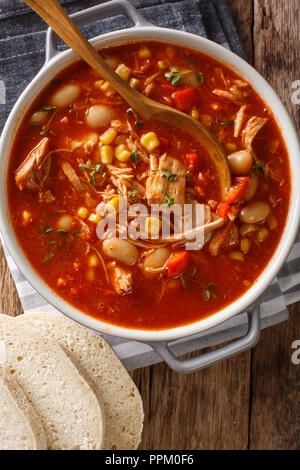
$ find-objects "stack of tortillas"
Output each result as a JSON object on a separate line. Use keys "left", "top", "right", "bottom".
{"left": 0, "top": 313, "right": 144, "bottom": 450}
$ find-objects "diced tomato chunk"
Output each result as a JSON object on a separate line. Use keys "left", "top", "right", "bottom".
{"left": 186, "top": 152, "right": 200, "bottom": 168}
{"left": 224, "top": 177, "right": 249, "bottom": 204}
{"left": 216, "top": 202, "right": 230, "bottom": 219}
{"left": 167, "top": 251, "right": 190, "bottom": 277}
{"left": 172, "top": 88, "right": 198, "bottom": 112}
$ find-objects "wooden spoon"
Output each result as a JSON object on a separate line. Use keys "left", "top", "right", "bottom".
{"left": 24, "top": 0, "right": 231, "bottom": 198}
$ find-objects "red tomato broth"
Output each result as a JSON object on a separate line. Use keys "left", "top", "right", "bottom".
{"left": 7, "top": 41, "right": 291, "bottom": 330}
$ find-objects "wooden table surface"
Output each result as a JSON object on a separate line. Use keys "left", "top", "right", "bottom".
{"left": 0, "top": 0, "right": 299, "bottom": 450}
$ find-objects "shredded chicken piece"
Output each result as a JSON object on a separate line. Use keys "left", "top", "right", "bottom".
{"left": 242, "top": 116, "right": 268, "bottom": 149}
{"left": 74, "top": 217, "right": 92, "bottom": 240}
{"left": 209, "top": 221, "right": 233, "bottom": 256}
{"left": 215, "top": 68, "right": 229, "bottom": 88}
{"left": 127, "top": 121, "right": 150, "bottom": 164}
{"left": 128, "top": 180, "right": 145, "bottom": 197}
{"left": 233, "top": 79, "right": 249, "bottom": 88}
{"left": 87, "top": 242, "right": 109, "bottom": 283}
{"left": 15, "top": 137, "right": 51, "bottom": 191}
{"left": 145, "top": 154, "right": 186, "bottom": 208}
{"left": 144, "top": 71, "right": 161, "bottom": 86}
{"left": 61, "top": 161, "right": 84, "bottom": 192}
{"left": 212, "top": 86, "right": 245, "bottom": 104}
{"left": 69, "top": 132, "right": 99, "bottom": 155}
{"left": 226, "top": 224, "right": 239, "bottom": 247}
{"left": 38, "top": 190, "right": 55, "bottom": 203}
{"left": 110, "top": 120, "right": 128, "bottom": 133}
{"left": 108, "top": 262, "right": 132, "bottom": 294}
{"left": 234, "top": 105, "right": 247, "bottom": 138}
{"left": 107, "top": 164, "right": 134, "bottom": 197}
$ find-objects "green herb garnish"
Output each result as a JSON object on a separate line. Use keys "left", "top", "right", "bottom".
{"left": 73, "top": 229, "right": 80, "bottom": 237}
{"left": 196, "top": 73, "right": 204, "bottom": 84}
{"left": 168, "top": 173, "right": 177, "bottom": 182}
{"left": 45, "top": 227, "right": 53, "bottom": 233}
{"left": 80, "top": 164, "right": 90, "bottom": 171}
{"left": 128, "top": 191, "right": 137, "bottom": 200}
{"left": 162, "top": 190, "right": 174, "bottom": 207}
{"left": 41, "top": 106, "right": 56, "bottom": 112}
{"left": 165, "top": 67, "right": 193, "bottom": 86}
{"left": 57, "top": 229, "right": 68, "bottom": 235}
{"left": 220, "top": 120, "right": 234, "bottom": 126}
{"left": 135, "top": 119, "right": 143, "bottom": 128}
{"left": 80, "top": 161, "right": 103, "bottom": 185}
{"left": 131, "top": 151, "right": 139, "bottom": 163}
{"left": 42, "top": 253, "right": 55, "bottom": 263}
{"left": 254, "top": 161, "right": 265, "bottom": 175}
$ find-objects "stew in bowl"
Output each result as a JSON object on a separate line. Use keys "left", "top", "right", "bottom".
{"left": 7, "top": 41, "right": 291, "bottom": 330}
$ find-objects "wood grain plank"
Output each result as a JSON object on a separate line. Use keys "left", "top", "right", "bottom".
{"left": 131, "top": 350, "right": 251, "bottom": 450}
{"left": 249, "top": 308, "right": 300, "bottom": 449}
{"left": 0, "top": 243, "right": 23, "bottom": 317}
{"left": 227, "top": 0, "right": 254, "bottom": 62}
{"left": 253, "top": 0, "right": 300, "bottom": 128}
{"left": 250, "top": 0, "right": 300, "bottom": 450}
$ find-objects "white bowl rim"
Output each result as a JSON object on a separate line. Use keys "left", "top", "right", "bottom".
{"left": 0, "top": 25, "right": 299, "bottom": 343}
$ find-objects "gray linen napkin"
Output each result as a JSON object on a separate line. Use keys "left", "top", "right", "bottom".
{"left": 0, "top": 0, "right": 298, "bottom": 371}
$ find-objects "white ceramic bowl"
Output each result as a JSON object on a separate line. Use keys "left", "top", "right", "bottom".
{"left": 0, "top": 2, "right": 299, "bottom": 348}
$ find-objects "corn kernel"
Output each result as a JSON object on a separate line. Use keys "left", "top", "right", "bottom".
{"left": 225, "top": 142, "right": 237, "bottom": 153}
{"left": 190, "top": 108, "right": 199, "bottom": 119}
{"left": 145, "top": 216, "right": 161, "bottom": 236}
{"left": 115, "top": 63, "right": 131, "bottom": 81}
{"left": 22, "top": 210, "right": 32, "bottom": 224}
{"left": 100, "top": 127, "right": 117, "bottom": 145}
{"left": 257, "top": 228, "right": 269, "bottom": 242}
{"left": 115, "top": 144, "right": 131, "bottom": 162}
{"left": 100, "top": 145, "right": 114, "bottom": 164}
{"left": 77, "top": 207, "right": 88, "bottom": 219}
{"left": 140, "top": 132, "right": 160, "bottom": 152}
{"left": 100, "top": 80, "right": 116, "bottom": 97}
{"left": 86, "top": 269, "right": 95, "bottom": 282}
{"left": 158, "top": 60, "right": 167, "bottom": 69}
{"left": 88, "top": 213, "right": 102, "bottom": 223}
{"left": 129, "top": 78, "right": 141, "bottom": 89}
{"left": 239, "top": 224, "right": 256, "bottom": 237}
{"left": 94, "top": 79, "right": 104, "bottom": 89}
{"left": 106, "top": 196, "right": 120, "bottom": 213}
{"left": 229, "top": 251, "right": 244, "bottom": 261}
{"left": 139, "top": 46, "right": 151, "bottom": 58}
{"left": 240, "top": 238, "right": 251, "bottom": 253}
{"left": 267, "top": 215, "right": 278, "bottom": 230}
{"left": 88, "top": 254, "right": 100, "bottom": 267}
{"left": 117, "top": 150, "right": 131, "bottom": 162}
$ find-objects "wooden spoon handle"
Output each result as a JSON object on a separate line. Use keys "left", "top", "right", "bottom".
{"left": 23, "top": 0, "right": 145, "bottom": 109}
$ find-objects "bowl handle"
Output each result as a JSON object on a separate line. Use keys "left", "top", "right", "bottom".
{"left": 148, "top": 308, "right": 261, "bottom": 374}
{"left": 45, "top": 0, "right": 152, "bottom": 62}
